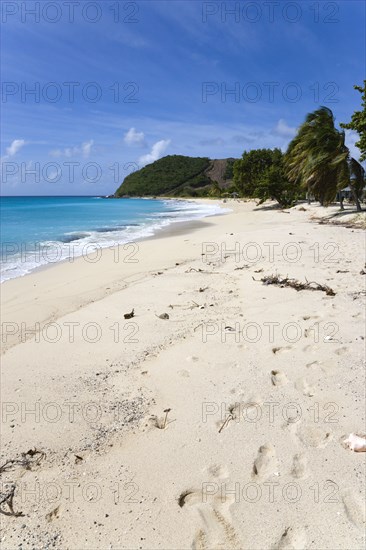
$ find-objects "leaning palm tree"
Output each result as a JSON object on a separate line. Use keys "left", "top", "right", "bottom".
{"left": 347, "top": 157, "right": 365, "bottom": 211}
{"left": 285, "top": 107, "right": 363, "bottom": 210}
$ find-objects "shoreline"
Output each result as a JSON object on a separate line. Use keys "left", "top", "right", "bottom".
{"left": 0, "top": 199, "right": 232, "bottom": 353}
{"left": 0, "top": 197, "right": 228, "bottom": 285}
{"left": 1, "top": 200, "right": 365, "bottom": 549}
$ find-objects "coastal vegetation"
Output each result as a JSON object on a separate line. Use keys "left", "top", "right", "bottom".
{"left": 285, "top": 106, "right": 364, "bottom": 210}
{"left": 116, "top": 95, "right": 365, "bottom": 210}
{"left": 233, "top": 148, "right": 298, "bottom": 208}
{"left": 340, "top": 81, "right": 366, "bottom": 161}
{"left": 115, "top": 155, "right": 212, "bottom": 197}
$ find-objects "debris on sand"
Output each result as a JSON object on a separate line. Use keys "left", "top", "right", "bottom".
{"left": 0, "top": 484, "right": 24, "bottom": 517}
{"left": 152, "top": 408, "right": 173, "bottom": 430}
{"left": 0, "top": 450, "right": 45, "bottom": 517}
{"left": 158, "top": 313, "right": 169, "bottom": 320}
{"left": 342, "top": 433, "right": 366, "bottom": 452}
{"left": 218, "top": 413, "right": 234, "bottom": 433}
{"left": 124, "top": 309, "right": 135, "bottom": 319}
{"left": 260, "top": 274, "right": 336, "bottom": 296}
{"left": 0, "top": 448, "right": 45, "bottom": 474}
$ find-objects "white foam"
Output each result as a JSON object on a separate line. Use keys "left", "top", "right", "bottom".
{"left": 1, "top": 200, "right": 230, "bottom": 282}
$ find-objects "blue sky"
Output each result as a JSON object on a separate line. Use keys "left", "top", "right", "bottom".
{"left": 1, "top": 0, "right": 364, "bottom": 195}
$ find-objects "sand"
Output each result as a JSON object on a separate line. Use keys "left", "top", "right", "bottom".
{"left": 1, "top": 200, "right": 365, "bottom": 549}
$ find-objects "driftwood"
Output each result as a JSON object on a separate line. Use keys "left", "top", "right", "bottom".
{"left": 0, "top": 449, "right": 45, "bottom": 474}
{"left": 260, "top": 274, "right": 336, "bottom": 296}
{"left": 0, "top": 485, "right": 24, "bottom": 517}
{"left": 0, "top": 449, "right": 44, "bottom": 517}
{"left": 317, "top": 217, "right": 366, "bottom": 230}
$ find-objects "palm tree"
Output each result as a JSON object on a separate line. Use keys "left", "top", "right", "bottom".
{"left": 348, "top": 157, "right": 365, "bottom": 211}
{"left": 285, "top": 107, "right": 363, "bottom": 210}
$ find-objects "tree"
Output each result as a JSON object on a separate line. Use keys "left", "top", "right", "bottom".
{"left": 209, "top": 180, "right": 222, "bottom": 197}
{"left": 233, "top": 148, "right": 282, "bottom": 197}
{"left": 340, "top": 81, "right": 366, "bottom": 162}
{"left": 234, "top": 149, "right": 282, "bottom": 197}
{"left": 233, "top": 148, "right": 297, "bottom": 208}
{"left": 285, "top": 107, "right": 349, "bottom": 206}
{"left": 348, "top": 157, "right": 365, "bottom": 211}
{"left": 254, "top": 164, "right": 299, "bottom": 208}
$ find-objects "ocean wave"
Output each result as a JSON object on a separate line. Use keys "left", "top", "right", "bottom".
{"left": 1, "top": 200, "right": 229, "bottom": 282}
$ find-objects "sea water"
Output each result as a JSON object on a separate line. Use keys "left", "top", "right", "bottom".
{"left": 0, "top": 196, "right": 226, "bottom": 282}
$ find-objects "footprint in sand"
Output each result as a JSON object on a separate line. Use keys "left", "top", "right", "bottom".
{"left": 179, "top": 467, "right": 241, "bottom": 550}
{"left": 295, "top": 377, "right": 315, "bottom": 397}
{"left": 207, "top": 464, "right": 229, "bottom": 479}
{"left": 271, "top": 370, "right": 288, "bottom": 387}
{"left": 215, "top": 397, "right": 263, "bottom": 431}
{"left": 305, "top": 360, "right": 320, "bottom": 369}
{"left": 296, "top": 425, "right": 332, "bottom": 448}
{"left": 305, "top": 360, "right": 332, "bottom": 373}
{"left": 291, "top": 453, "right": 309, "bottom": 479}
{"left": 193, "top": 529, "right": 209, "bottom": 550}
{"left": 186, "top": 356, "right": 199, "bottom": 363}
{"left": 272, "top": 346, "right": 292, "bottom": 355}
{"left": 342, "top": 490, "right": 366, "bottom": 529}
{"left": 335, "top": 346, "right": 348, "bottom": 356}
{"left": 178, "top": 369, "right": 190, "bottom": 377}
{"left": 252, "top": 444, "right": 278, "bottom": 481}
{"left": 273, "top": 526, "right": 307, "bottom": 550}
{"left": 45, "top": 505, "right": 61, "bottom": 522}
{"left": 302, "top": 344, "right": 319, "bottom": 353}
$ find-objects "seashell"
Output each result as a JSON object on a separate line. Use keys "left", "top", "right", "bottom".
{"left": 342, "top": 433, "right": 366, "bottom": 452}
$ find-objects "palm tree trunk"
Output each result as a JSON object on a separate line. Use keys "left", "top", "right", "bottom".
{"left": 350, "top": 185, "right": 362, "bottom": 211}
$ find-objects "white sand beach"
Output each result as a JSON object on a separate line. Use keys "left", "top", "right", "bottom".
{"left": 1, "top": 200, "right": 365, "bottom": 549}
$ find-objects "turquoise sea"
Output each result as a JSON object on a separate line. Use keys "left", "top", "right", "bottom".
{"left": 0, "top": 196, "right": 226, "bottom": 282}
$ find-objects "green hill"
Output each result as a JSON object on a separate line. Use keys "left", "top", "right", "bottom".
{"left": 114, "top": 155, "right": 234, "bottom": 197}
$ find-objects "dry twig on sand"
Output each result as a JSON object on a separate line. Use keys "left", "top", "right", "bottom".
{"left": 260, "top": 274, "right": 336, "bottom": 296}
{"left": 152, "top": 408, "right": 174, "bottom": 430}
{"left": 0, "top": 484, "right": 24, "bottom": 517}
{"left": 218, "top": 413, "right": 234, "bottom": 433}
{"left": 0, "top": 449, "right": 45, "bottom": 517}
{"left": 0, "top": 448, "right": 45, "bottom": 474}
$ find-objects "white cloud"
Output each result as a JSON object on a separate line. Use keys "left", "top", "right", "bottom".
{"left": 124, "top": 127, "right": 146, "bottom": 146}
{"left": 138, "top": 139, "right": 171, "bottom": 166}
{"left": 82, "top": 139, "right": 94, "bottom": 158}
{"left": 6, "top": 139, "right": 26, "bottom": 156}
{"left": 50, "top": 140, "right": 94, "bottom": 159}
{"left": 345, "top": 130, "right": 362, "bottom": 163}
{"left": 273, "top": 119, "right": 297, "bottom": 138}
